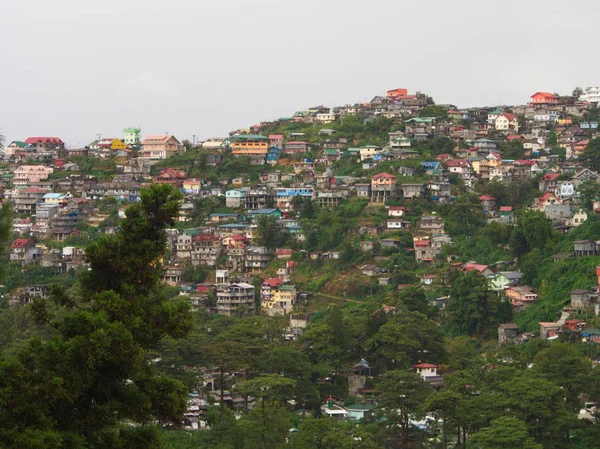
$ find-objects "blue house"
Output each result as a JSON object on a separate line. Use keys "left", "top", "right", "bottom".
{"left": 267, "top": 146, "right": 282, "bottom": 164}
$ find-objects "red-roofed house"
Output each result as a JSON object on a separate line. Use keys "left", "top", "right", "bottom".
{"left": 276, "top": 248, "right": 293, "bottom": 259}
{"left": 413, "top": 363, "right": 439, "bottom": 379}
{"left": 388, "top": 206, "right": 407, "bottom": 217}
{"left": 461, "top": 262, "right": 495, "bottom": 276}
{"left": 24, "top": 137, "right": 65, "bottom": 150}
{"left": 153, "top": 168, "right": 187, "bottom": 188}
{"left": 9, "top": 238, "right": 37, "bottom": 264}
{"left": 530, "top": 92, "right": 559, "bottom": 105}
{"left": 269, "top": 134, "right": 284, "bottom": 148}
{"left": 574, "top": 139, "right": 589, "bottom": 157}
{"left": 495, "top": 113, "right": 519, "bottom": 131}
{"left": 536, "top": 192, "right": 562, "bottom": 210}
{"left": 539, "top": 172, "right": 561, "bottom": 191}
{"left": 479, "top": 195, "right": 497, "bottom": 213}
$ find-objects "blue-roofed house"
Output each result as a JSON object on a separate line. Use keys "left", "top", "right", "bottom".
{"left": 421, "top": 161, "right": 442, "bottom": 176}
{"left": 42, "top": 192, "right": 67, "bottom": 204}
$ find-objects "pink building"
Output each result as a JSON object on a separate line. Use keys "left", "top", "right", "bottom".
{"left": 12, "top": 165, "right": 54, "bottom": 185}
{"left": 141, "top": 134, "right": 182, "bottom": 159}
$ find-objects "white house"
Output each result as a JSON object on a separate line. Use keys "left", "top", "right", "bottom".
{"left": 495, "top": 113, "right": 519, "bottom": 132}
{"left": 413, "top": 363, "right": 439, "bottom": 379}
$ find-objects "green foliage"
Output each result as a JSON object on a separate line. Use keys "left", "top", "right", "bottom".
{"left": 0, "top": 184, "right": 192, "bottom": 448}
{"left": 582, "top": 138, "right": 600, "bottom": 172}
{"left": 467, "top": 417, "right": 542, "bottom": 449}
{"left": 446, "top": 271, "right": 511, "bottom": 337}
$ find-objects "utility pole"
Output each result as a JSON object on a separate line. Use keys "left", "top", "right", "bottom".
{"left": 192, "top": 134, "right": 197, "bottom": 147}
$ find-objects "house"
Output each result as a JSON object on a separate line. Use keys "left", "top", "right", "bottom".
{"left": 140, "top": 134, "right": 182, "bottom": 159}
{"left": 154, "top": 168, "right": 187, "bottom": 188}
{"left": 248, "top": 208, "right": 283, "bottom": 220}
{"left": 579, "top": 86, "right": 600, "bottom": 103}
{"left": 359, "top": 145, "right": 382, "bottom": 161}
{"left": 388, "top": 206, "right": 407, "bottom": 217}
{"left": 535, "top": 192, "right": 562, "bottom": 211}
{"left": 284, "top": 141, "right": 311, "bottom": 155}
{"left": 387, "top": 88, "right": 408, "bottom": 101}
{"left": 387, "top": 218, "right": 411, "bottom": 230}
{"left": 498, "top": 323, "right": 519, "bottom": 346}
{"left": 569, "top": 208, "right": 588, "bottom": 227}
{"left": 479, "top": 195, "right": 497, "bottom": 214}
{"left": 417, "top": 214, "right": 445, "bottom": 234}
{"left": 226, "top": 189, "right": 247, "bottom": 208}
{"left": 216, "top": 283, "right": 256, "bottom": 316}
{"left": 9, "top": 238, "right": 37, "bottom": 265}
{"left": 569, "top": 289, "right": 596, "bottom": 310}
{"left": 494, "top": 113, "right": 519, "bottom": 132}
{"left": 530, "top": 92, "right": 559, "bottom": 105}
{"left": 344, "top": 403, "right": 376, "bottom": 422}
{"left": 361, "top": 265, "right": 383, "bottom": 277}
{"left": 539, "top": 172, "right": 561, "bottom": 191}
{"left": 24, "top": 136, "right": 65, "bottom": 151}
{"left": 574, "top": 240, "right": 597, "bottom": 257}
{"left": 421, "top": 161, "right": 442, "bottom": 176}
{"left": 370, "top": 172, "right": 396, "bottom": 203}
{"left": 539, "top": 322, "right": 562, "bottom": 339}
{"left": 401, "top": 183, "right": 426, "bottom": 199}
{"left": 572, "top": 168, "right": 600, "bottom": 187}
{"left": 412, "top": 363, "right": 439, "bottom": 379}
{"left": 461, "top": 262, "right": 495, "bottom": 277}
{"left": 268, "top": 134, "right": 284, "bottom": 148}
{"left": 505, "top": 286, "right": 538, "bottom": 306}
{"left": 12, "top": 165, "right": 54, "bottom": 185}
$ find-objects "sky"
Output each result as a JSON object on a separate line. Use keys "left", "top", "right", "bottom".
{"left": 1, "top": 0, "right": 599, "bottom": 147}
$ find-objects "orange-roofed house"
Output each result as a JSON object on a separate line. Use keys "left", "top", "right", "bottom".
{"left": 387, "top": 88, "right": 408, "bottom": 101}
{"left": 530, "top": 92, "right": 559, "bottom": 105}
{"left": 141, "top": 134, "right": 182, "bottom": 160}
{"left": 574, "top": 139, "right": 589, "bottom": 158}
{"left": 370, "top": 172, "right": 397, "bottom": 203}
{"left": 494, "top": 113, "right": 519, "bottom": 132}
{"left": 461, "top": 262, "right": 495, "bottom": 276}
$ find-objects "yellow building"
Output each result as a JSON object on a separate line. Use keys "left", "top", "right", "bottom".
{"left": 230, "top": 134, "right": 269, "bottom": 156}
{"left": 110, "top": 138, "right": 127, "bottom": 150}
{"left": 272, "top": 284, "right": 297, "bottom": 315}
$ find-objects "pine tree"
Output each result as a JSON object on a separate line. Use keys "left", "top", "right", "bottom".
{"left": 0, "top": 184, "right": 192, "bottom": 449}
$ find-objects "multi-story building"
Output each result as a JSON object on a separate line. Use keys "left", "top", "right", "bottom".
{"left": 275, "top": 187, "right": 315, "bottom": 212}
{"left": 370, "top": 172, "right": 396, "bottom": 203}
{"left": 12, "top": 165, "right": 54, "bottom": 186}
{"left": 230, "top": 134, "right": 269, "bottom": 162}
{"left": 13, "top": 187, "right": 48, "bottom": 214}
{"left": 140, "top": 134, "right": 182, "bottom": 159}
{"left": 245, "top": 190, "right": 274, "bottom": 210}
{"left": 191, "top": 234, "right": 222, "bottom": 267}
{"left": 123, "top": 127, "right": 141, "bottom": 146}
{"left": 217, "top": 283, "right": 256, "bottom": 316}
{"left": 244, "top": 246, "right": 272, "bottom": 273}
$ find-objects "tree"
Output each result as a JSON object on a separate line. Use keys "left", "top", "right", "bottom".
{"left": 582, "top": 138, "right": 600, "bottom": 173}
{"left": 0, "top": 203, "right": 11, "bottom": 278}
{"left": 510, "top": 209, "right": 554, "bottom": 260}
{"left": 467, "top": 417, "right": 542, "bottom": 449}
{"left": 446, "top": 271, "right": 510, "bottom": 337}
{"left": 573, "top": 86, "right": 584, "bottom": 99}
{"left": 290, "top": 418, "right": 381, "bottom": 449}
{"left": 0, "top": 184, "right": 192, "bottom": 449}
{"left": 254, "top": 215, "right": 285, "bottom": 250}
{"left": 501, "top": 140, "right": 525, "bottom": 160}
{"left": 376, "top": 370, "right": 430, "bottom": 445}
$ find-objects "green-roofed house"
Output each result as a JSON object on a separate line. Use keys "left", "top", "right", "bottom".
{"left": 345, "top": 403, "right": 376, "bottom": 421}
{"left": 4, "top": 141, "right": 27, "bottom": 156}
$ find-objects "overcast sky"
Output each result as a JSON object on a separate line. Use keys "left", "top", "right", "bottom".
{"left": 1, "top": 0, "right": 599, "bottom": 147}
